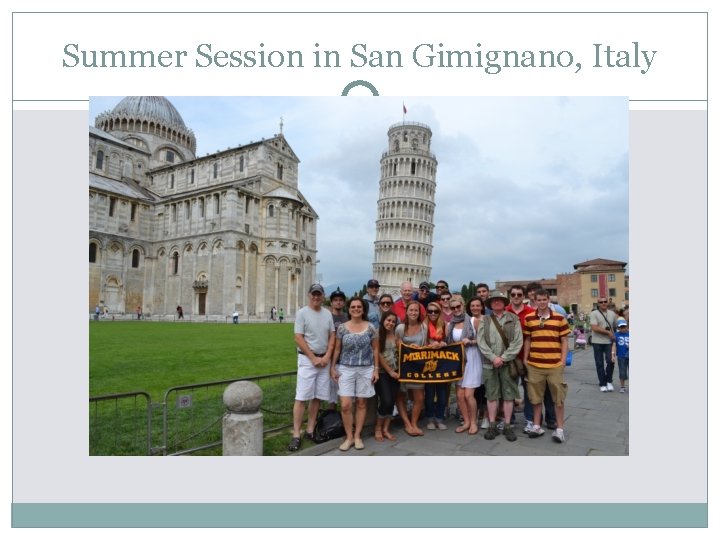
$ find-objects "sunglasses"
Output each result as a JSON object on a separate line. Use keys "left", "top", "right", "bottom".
{"left": 380, "top": 301, "right": 392, "bottom": 306}
{"left": 450, "top": 305, "right": 463, "bottom": 310}
{"left": 510, "top": 293, "right": 523, "bottom": 298}
{"left": 427, "top": 309, "right": 440, "bottom": 314}
{"left": 598, "top": 301, "right": 608, "bottom": 304}
{"left": 436, "top": 285, "right": 448, "bottom": 289}
{"left": 440, "top": 297, "right": 451, "bottom": 301}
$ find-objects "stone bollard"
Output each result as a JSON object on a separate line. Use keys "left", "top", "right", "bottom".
{"left": 222, "top": 381, "right": 263, "bottom": 456}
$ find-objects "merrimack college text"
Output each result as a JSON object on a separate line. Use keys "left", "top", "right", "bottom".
{"left": 398, "top": 343, "right": 465, "bottom": 383}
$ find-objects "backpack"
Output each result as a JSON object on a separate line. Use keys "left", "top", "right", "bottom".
{"left": 312, "top": 409, "right": 344, "bottom": 443}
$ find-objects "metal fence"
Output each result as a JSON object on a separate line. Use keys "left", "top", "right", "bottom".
{"left": 89, "top": 372, "right": 297, "bottom": 456}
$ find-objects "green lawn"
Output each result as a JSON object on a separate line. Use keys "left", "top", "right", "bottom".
{"left": 90, "top": 321, "right": 298, "bottom": 400}
{"left": 90, "top": 321, "right": 302, "bottom": 456}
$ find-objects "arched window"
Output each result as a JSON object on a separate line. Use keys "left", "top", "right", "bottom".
{"left": 95, "top": 150, "right": 104, "bottom": 170}
{"left": 131, "top": 249, "right": 140, "bottom": 268}
{"left": 89, "top": 243, "right": 97, "bottom": 263}
{"left": 277, "top": 164, "right": 284, "bottom": 180}
{"left": 172, "top": 252, "right": 179, "bottom": 275}
{"left": 268, "top": 204, "right": 275, "bottom": 218}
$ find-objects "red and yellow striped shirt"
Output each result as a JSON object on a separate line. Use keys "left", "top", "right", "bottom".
{"left": 523, "top": 312, "right": 570, "bottom": 368}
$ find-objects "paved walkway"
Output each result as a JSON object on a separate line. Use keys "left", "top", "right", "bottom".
{"left": 297, "top": 346, "right": 629, "bottom": 456}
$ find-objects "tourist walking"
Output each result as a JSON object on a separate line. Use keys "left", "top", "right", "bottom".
{"left": 590, "top": 297, "right": 618, "bottom": 392}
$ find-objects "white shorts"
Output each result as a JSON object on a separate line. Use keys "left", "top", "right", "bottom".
{"left": 337, "top": 364, "right": 376, "bottom": 399}
{"left": 295, "top": 354, "right": 331, "bottom": 401}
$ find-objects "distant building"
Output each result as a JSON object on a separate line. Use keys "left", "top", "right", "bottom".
{"left": 495, "top": 258, "right": 629, "bottom": 314}
{"left": 89, "top": 97, "right": 319, "bottom": 319}
{"left": 372, "top": 121, "right": 438, "bottom": 295}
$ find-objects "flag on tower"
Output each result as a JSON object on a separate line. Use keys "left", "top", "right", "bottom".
{"left": 403, "top": 103, "right": 407, "bottom": 114}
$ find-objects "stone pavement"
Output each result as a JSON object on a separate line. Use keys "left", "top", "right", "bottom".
{"left": 296, "top": 346, "right": 629, "bottom": 456}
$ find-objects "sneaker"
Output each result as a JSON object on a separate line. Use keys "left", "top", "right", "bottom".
{"left": 546, "top": 420, "right": 558, "bottom": 430}
{"left": 606, "top": 382, "right": 614, "bottom": 392}
{"left": 552, "top": 429, "right": 565, "bottom": 443}
{"left": 503, "top": 425, "right": 517, "bottom": 442}
{"left": 496, "top": 420, "right": 505, "bottom": 430}
{"left": 480, "top": 417, "right": 490, "bottom": 429}
{"left": 303, "top": 431, "right": 316, "bottom": 443}
{"left": 523, "top": 421, "right": 534, "bottom": 434}
{"left": 620, "top": 387, "right": 626, "bottom": 393}
{"left": 436, "top": 421, "right": 448, "bottom": 431}
{"left": 600, "top": 386, "right": 608, "bottom": 392}
{"left": 528, "top": 425, "right": 545, "bottom": 438}
{"left": 484, "top": 424, "right": 499, "bottom": 440}
{"left": 426, "top": 421, "right": 436, "bottom": 430}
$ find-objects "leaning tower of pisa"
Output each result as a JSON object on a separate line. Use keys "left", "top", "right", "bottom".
{"left": 372, "top": 121, "right": 438, "bottom": 295}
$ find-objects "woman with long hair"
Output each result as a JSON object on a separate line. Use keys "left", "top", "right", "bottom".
{"left": 373, "top": 310, "right": 401, "bottom": 441}
{"left": 330, "top": 297, "right": 380, "bottom": 451}
{"left": 395, "top": 300, "right": 427, "bottom": 436}
{"left": 448, "top": 295, "right": 483, "bottom": 435}
{"left": 423, "top": 301, "right": 450, "bottom": 430}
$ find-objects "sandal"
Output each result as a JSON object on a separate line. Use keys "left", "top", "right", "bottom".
{"left": 455, "top": 424, "right": 470, "bottom": 434}
{"left": 468, "top": 425, "right": 479, "bottom": 435}
{"left": 287, "top": 437, "right": 302, "bottom": 452}
{"left": 374, "top": 430, "right": 384, "bottom": 442}
{"left": 383, "top": 431, "right": 397, "bottom": 441}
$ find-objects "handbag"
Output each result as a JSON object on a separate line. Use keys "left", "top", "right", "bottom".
{"left": 489, "top": 315, "right": 525, "bottom": 379}
{"left": 312, "top": 409, "right": 344, "bottom": 443}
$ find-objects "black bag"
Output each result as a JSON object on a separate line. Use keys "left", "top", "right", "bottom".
{"left": 312, "top": 409, "right": 344, "bottom": 443}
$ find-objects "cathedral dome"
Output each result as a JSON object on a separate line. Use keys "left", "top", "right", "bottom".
{"left": 110, "top": 96, "right": 188, "bottom": 129}
{"left": 94, "top": 96, "right": 197, "bottom": 157}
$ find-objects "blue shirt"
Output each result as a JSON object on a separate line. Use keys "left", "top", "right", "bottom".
{"left": 614, "top": 330, "right": 629, "bottom": 357}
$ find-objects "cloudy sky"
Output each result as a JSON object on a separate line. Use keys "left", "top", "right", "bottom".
{"left": 89, "top": 96, "right": 628, "bottom": 295}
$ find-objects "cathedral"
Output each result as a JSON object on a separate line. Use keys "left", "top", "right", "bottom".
{"left": 89, "top": 97, "right": 319, "bottom": 320}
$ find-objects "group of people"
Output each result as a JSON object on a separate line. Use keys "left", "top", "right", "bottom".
{"left": 269, "top": 306, "right": 285, "bottom": 322}
{"left": 288, "top": 278, "right": 629, "bottom": 452}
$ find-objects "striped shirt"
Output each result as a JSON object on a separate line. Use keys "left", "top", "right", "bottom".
{"left": 523, "top": 311, "right": 570, "bottom": 368}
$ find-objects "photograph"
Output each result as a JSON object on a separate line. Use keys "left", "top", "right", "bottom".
{"left": 88, "top": 96, "right": 628, "bottom": 457}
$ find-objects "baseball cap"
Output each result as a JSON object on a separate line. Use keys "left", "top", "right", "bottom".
{"left": 330, "top": 290, "right": 346, "bottom": 300}
{"left": 419, "top": 282, "right": 430, "bottom": 290}
{"left": 308, "top": 283, "right": 325, "bottom": 294}
{"left": 617, "top": 320, "right": 628, "bottom": 327}
{"left": 367, "top": 279, "right": 380, "bottom": 288}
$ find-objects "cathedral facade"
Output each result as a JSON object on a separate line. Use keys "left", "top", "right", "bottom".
{"left": 89, "top": 97, "right": 319, "bottom": 320}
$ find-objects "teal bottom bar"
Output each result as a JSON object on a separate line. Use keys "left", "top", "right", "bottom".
{"left": 12, "top": 503, "right": 707, "bottom": 528}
